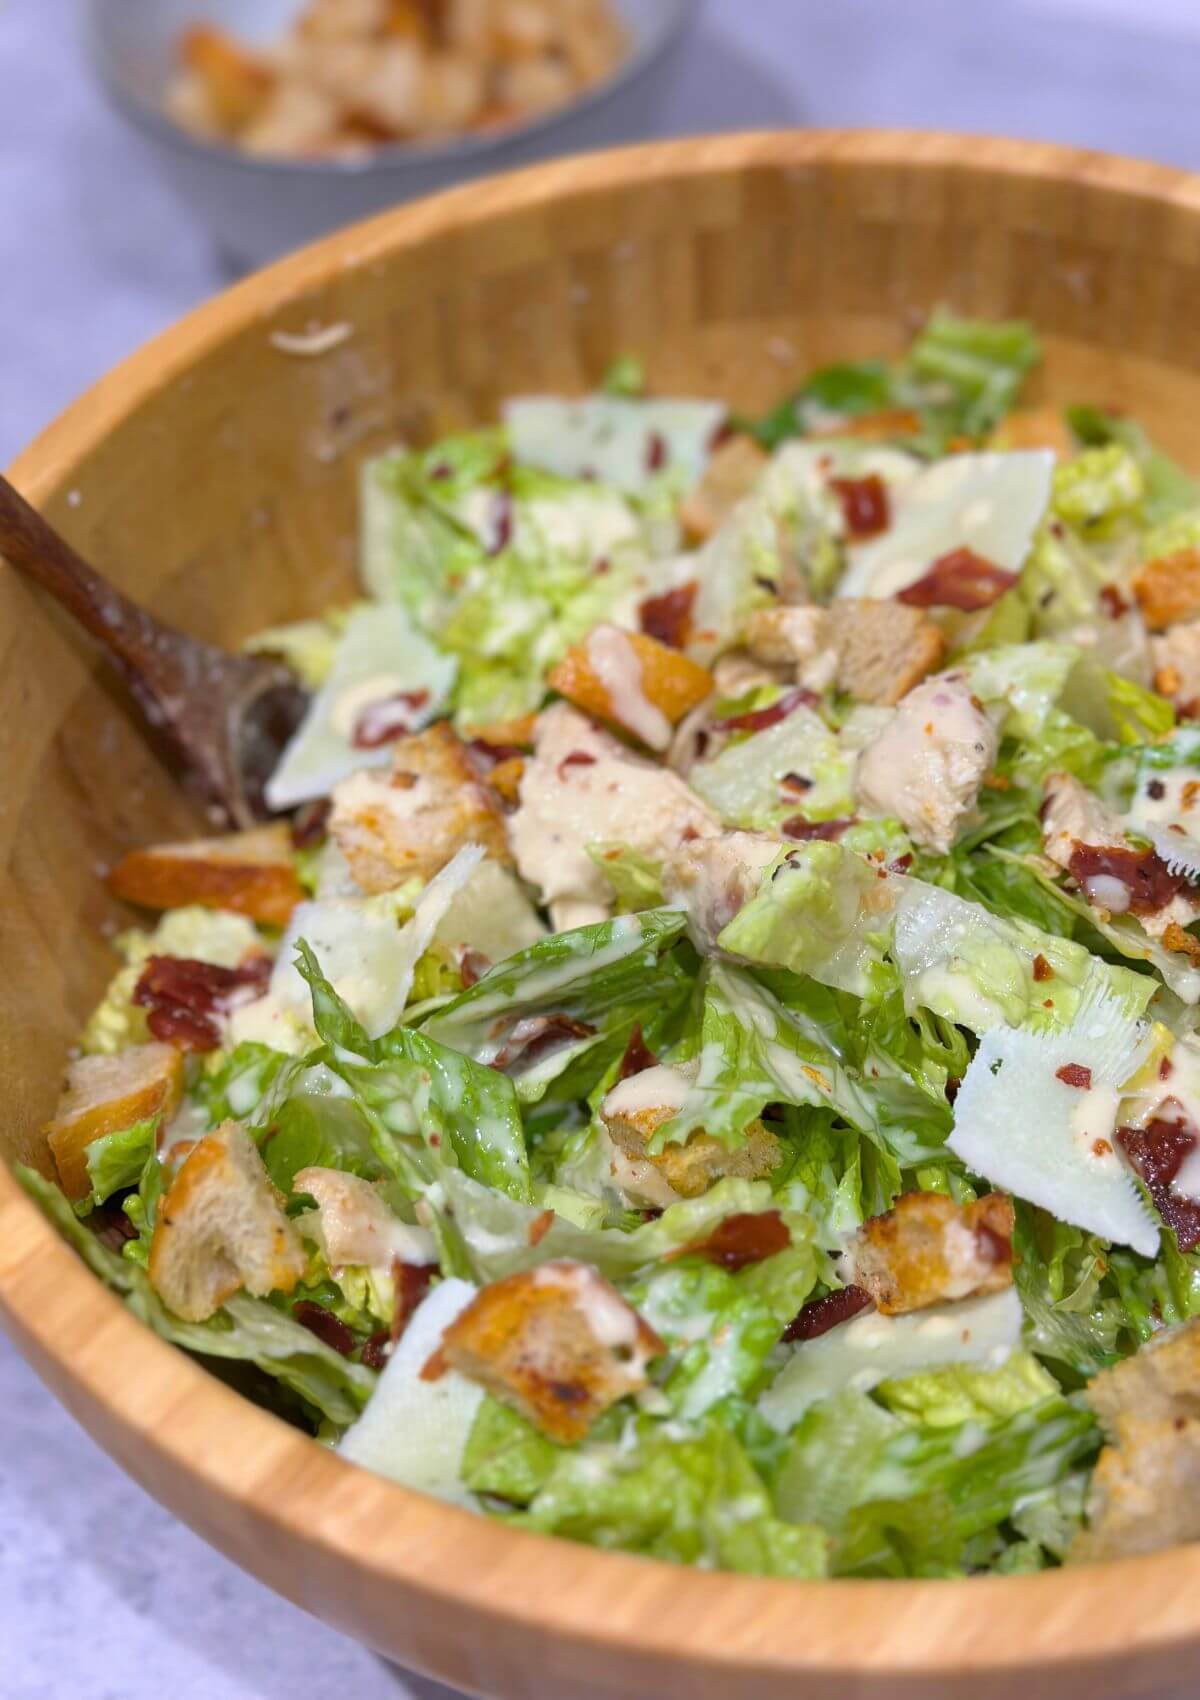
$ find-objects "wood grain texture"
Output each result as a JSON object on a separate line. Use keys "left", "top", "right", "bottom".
{"left": 4, "top": 131, "right": 1200, "bottom": 1698}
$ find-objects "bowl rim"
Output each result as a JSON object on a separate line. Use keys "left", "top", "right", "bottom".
{"left": 81, "top": 0, "right": 698, "bottom": 178}
{"left": 6, "top": 128, "right": 1200, "bottom": 1686}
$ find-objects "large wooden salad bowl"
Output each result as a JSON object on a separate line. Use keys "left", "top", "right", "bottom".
{"left": 4, "top": 131, "right": 1200, "bottom": 1699}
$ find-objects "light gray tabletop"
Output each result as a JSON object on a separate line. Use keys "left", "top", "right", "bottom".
{"left": 6, "top": 0, "right": 1200, "bottom": 1694}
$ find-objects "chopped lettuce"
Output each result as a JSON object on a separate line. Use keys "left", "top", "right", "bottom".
{"left": 504, "top": 394, "right": 726, "bottom": 494}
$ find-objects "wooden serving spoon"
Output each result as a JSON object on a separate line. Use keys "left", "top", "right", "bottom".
{"left": 0, "top": 474, "right": 308, "bottom": 829}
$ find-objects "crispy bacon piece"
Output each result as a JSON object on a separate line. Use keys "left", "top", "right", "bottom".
{"left": 829, "top": 474, "right": 890, "bottom": 539}
{"left": 457, "top": 947, "right": 492, "bottom": 988}
{"left": 1067, "top": 844, "right": 1188, "bottom": 917}
{"left": 720, "top": 687, "right": 817, "bottom": 734}
{"left": 394, "top": 1259, "right": 437, "bottom": 1339}
{"left": 290, "top": 797, "right": 331, "bottom": 849}
{"left": 896, "top": 548, "right": 1019, "bottom": 612}
{"left": 294, "top": 1300, "right": 357, "bottom": 1357}
{"left": 783, "top": 1284, "right": 873, "bottom": 1343}
{"left": 351, "top": 690, "right": 430, "bottom": 749}
{"left": 679, "top": 1210, "right": 790, "bottom": 1272}
{"left": 360, "top": 1331, "right": 392, "bottom": 1371}
{"left": 639, "top": 582, "right": 698, "bottom": 650}
{"left": 1118, "top": 1102, "right": 1200, "bottom": 1252}
{"left": 1056, "top": 1063, "right": 1093, "bottom": 1090}
{"left": 1032, "top": 953, "right": 1054, "bottom": 982}
{"left": 132, "top": 954, "right": 271, "bottom": 1052}
{"left": 618, "top": 1022, "right": 658, "bottom": 1081}
{"left": 645, "top": 430, "right": 668, "bottom": 473}
{"left": 490, "top": 1013, "right": 596, "bottom": 1072}
{"left": 781, "top": 816, "right": 855, "bottom": 842}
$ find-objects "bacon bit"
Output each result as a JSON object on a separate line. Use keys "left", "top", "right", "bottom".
{"left": 780, "top": 771, "right": 812, "bottom": 794}
{"left": 681, "top": 1210, "right": 791, "bottom": 1273}
{"left": 467, "top": 737, "right": 526, "bottom": 771}
{"left": 945, "top": 1077, "right": 961, "bottom": 1104}
{"left": 528, "top": 1210, "right": 556, "bottom": 1247}
{"left": 294, "top": 1300, "right": 357, "bottom": 1357}
{"left": 721, "top": 687, "right": 817, "bottom": 734}
{"left": 1056, "top": 1063, "right": 1093, "bottom": 1090}
{"left": 490, "top": 1013, "right": 596, "bottom": 1072}
{"left": 91, "top": 1204, "right": 137, "bottom": 1252}
{"left": 783, "top": 1284, "right": 873, "bottom": 1342}
{"left": 618, "top": 1022, "right": 658, "bottom": 1081}
{"left": 132, "top": 954, "right": 271, "bottom": 1052}
{"left": 1032, "top": 954, "right": 1054, "bottom": 982}
{"left": 645, "top": 430, "right": 668, "bottom": 473}
{"left": 458, "top": 947, "right": 492, "bottom": 988}
{"left": 351, "top": 690, "right": 430, "bottom": 749}
{"left": 897, "top": 548, "right": 1019, "bottom": 612}
{"left": 639, "top": 581, "right": 697, "bottom": 650}
{"left": 1146, "top": 779, "right": 1167, "bottom": 802}
{"left": 559, "top": 750, "right": 597, "bottom": 776}
{"left": 1117, "top": 1102, "right": 1200, "bottom": 1252}
{"left": 888, "top": 852, "right": 915, "bottom": 874}
{"left": 1068, "top": 844, "right": 1188, "bottom": 917}
{"left": 360, "top": 1331, "right": 392, "bottom": 1371}
{"left": 1099, "top": 584, "right": 1130, "bottom": 618}
{"left": 489, "top": 490, "right": 514, "bottom": 555}
{"left": 290, "top": 797, "right": 331, "bottom": 849}
{"left": 829, "top": 474, "right": 890, "bottom": 539}
{"left": 394, "top": 1260, "right": 437, "bottom": 1342}
{"left": 781, "top": 816, "right": 855, "bottom": 842}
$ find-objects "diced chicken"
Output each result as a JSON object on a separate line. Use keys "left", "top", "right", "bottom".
{"left": 1152, "top": 619, "right": 1200, "bottom": 716}
{"left": 294, "top": 1165, "right": 436, "bottom": 1271}
{"left": 1133, "top": 547, "right": 1200, "bottom": 632}
{"left": 148, "top": 1121, "right": 307, "bottom": 1322}
{"left": 600, "top": 1064, "right": 783, "bottom": 1199}
{"left": 854, "top": 672, "right": 998, "bottom": 854}
{"left": 661, "top": 829, "right": 782, "bottom": 948}
{"left": 848, "top": 1190, "right": 1014, "bottom": 1316}
{"left": 43, "top": 1044, "right": 184, "bottom": 1202}
{"left": 330, "top": 722, "right": 510, "bottom": 894}
{"left": 1073, "top": 1320, "right": 1200, "bottom": 1562}
{"left": 828, "top": 598, "right": 946, "bottom": 707}
{"left": 107, "top": 824, "right": 304, "bottom": 928}
{"left": 680, "top": 435, "right": 769, "bottom": 544}
{"left": 548, "top": 624, "right": 713, "bottom": 752}
{"left": 742, "top": 606, "right": 838, "bottom": 692}
{"left": 508, "top": 704, "right": 719, "bottom": 929}
{"left": 429, "top": 1259, "right": 663, "bottom": 1442}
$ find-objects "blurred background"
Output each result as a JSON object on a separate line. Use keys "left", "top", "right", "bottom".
{"left": 5, "top": 0, "right": 1200, "bottom": 1696}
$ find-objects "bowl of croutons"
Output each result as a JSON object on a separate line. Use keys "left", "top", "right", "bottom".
{"left": 84, "top": 0, "right": 696, "bottom": 268}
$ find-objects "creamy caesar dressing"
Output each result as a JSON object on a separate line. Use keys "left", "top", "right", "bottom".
{"left": 584, "top": 626, "right": 673, "bottom": 751}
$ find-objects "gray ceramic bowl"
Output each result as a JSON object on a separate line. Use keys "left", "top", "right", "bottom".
{"left": 83, "top": 0, "right": 698, "bottom": 270}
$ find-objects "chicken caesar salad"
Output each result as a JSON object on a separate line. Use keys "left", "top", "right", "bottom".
{"left": 23, "top": 312, "right": 1200, "bottom": 1579}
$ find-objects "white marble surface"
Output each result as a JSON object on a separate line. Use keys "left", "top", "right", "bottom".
{"left": 7, "top": 0, "right": 1200, "bottom": 1694}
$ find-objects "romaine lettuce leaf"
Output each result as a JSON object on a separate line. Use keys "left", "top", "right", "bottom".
{"left": 504, "top": 395, "right": 726, "bottom": 494}
{"left": 79, "top": 1116, "right": 158, "bottom": 1213}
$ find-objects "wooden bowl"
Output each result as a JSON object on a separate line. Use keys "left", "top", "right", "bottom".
{"left": 4, "top": 131, "right": 1200, "bottom": 1700}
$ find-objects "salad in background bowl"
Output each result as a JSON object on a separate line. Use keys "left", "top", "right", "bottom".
{"left": 26, "top": 310, "right": 1200, "bottom": 1580}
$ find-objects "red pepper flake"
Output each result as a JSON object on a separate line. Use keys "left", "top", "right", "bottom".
{"left": 1099, "top": 584, "right": 1130, "bottom": 618}
{"left": 897, "top": 547, "right": 1019, "bottom": 611}
{"left": 721, "top": 687, "right": 818, "bottom": 734}
{"left": 1117, "top": 1102, "right": 1200, "bottom": 1252}
{"left": 680, "top": 1210, "right": 791, "bottom": 1273}
{"left": 783, "top": 1284, "right": 873, "bottom": 1343}
{"left": 1147, "top": 779, "right": 1167, "bottom": 802}
{"left": 781, "top": 816, "right": 855, "bottom": 842}
{"left": 1093, "top": 1138, "right": 1112, "bottom": 1157}
{"left": 528, "top": 1210, "right": 556, "bottom": 1247}
{"left": 1067, "top": 843, "right": 1188, "bottom": 917}
{"left": 645, "top": 430, "right": 668, "bottom": 473}
{"left": 1032, "top": 953, "right": 1054, "bottom": 983}
{"left": 293, "top": 1301, "right": 357, "bottom": 1357}
{"left": 1056, "top": 1063, "right": 1093, "bottom": 1090}
{"left": 829, "top": 474, "right": 890, "bottom": 539}
{"left": 639, "top": 581, "right": 697, "bottom": 650}
{"left": 133, "top": 954, "right": 271, "bottom": 1052}
{"left": 351, "top": 690, "right": 430, "bottom": 749}
{"left": 290, "top": 797, "right": 331, "bottom": 850}
{"left": 618, "top": 1022, "right": 658, "bottom": 1081}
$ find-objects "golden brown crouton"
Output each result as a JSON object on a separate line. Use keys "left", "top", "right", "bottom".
{"left": 809, "top": 409, "right": 922, "bottom": 442}
{"left": 44, "top": 1044, "right": 183, "bottom": 1202}
{"left": 680, "top": 435, "right": 769, "bottom": 544}
{"left": 330, "top": 721, "right": 510, "bottom": 894}
{"left": 429, "top": 1260, "right": 663, "bottom": 1441}
{"left": 600, "top": 1071, "right": 783, "bottom": 1200}
{"left": 851, "top": 1190, "right": 1014, "bottom": 1316}
{"left": 1134, "top": 548, "right": 1200, "bottom": 631}
{"left": 107, "top": 824, "right": 303, "bottom": 928}
{"left": 548, "top": 625, "right": 713, "bottom": 752}
{"left": 987, "top": 405, "right": 1076, "bottom": 459}
{"left": 148, "top": 1121, "right": 307, "bottom": 1322}
{"left": 741, "top": 606, "right": 838, "bottom": 692}
{"left": 828, "top": 599, "right": 946, "bottom": 706}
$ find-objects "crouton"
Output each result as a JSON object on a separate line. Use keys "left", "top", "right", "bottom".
{"left": 849, "top": 1190, "right": 1014, "bottom": 1316}
{"left": 107, "top": 824, "right": 303, "bottom": 928}
{"left": 548, "top": 624, "right": 713, "bottom": 752}
{"left": 742, "top": 606, "right": 838, "bottom": 693}
{"left": 178, "top": 25, "right": 273, "bottom": 132}
{"left": 294, "top": 1165, "right": 434, "bottom": 1270}
{"left": 43, "top": 1044, "right": 184, "bottom": 1202}
{"left": 1152, "top": 619, "right": 1200, "bottom": 716}
{"left": 988, "top": 406, "right": 1076, "bottom": 459}
{"left": 486, "top": 756, "right": 525, "bottom": 805}
{"left": 148, "top": 1121, "right": 307, "bottom": 1322}
{"left": 330, "top": 721, "right": 510, "bottom": 894}
{"left": 809, "top": 408, "right": 922, "bottom": 442}
{"left": 1134, "top": 548, "right": 1200, "bottom": 632}
{"left": 829, "top": 598, "right": 946, "bottom": 707}
{"left": 855, "top": 671, "right": 997, "bottom": 853}
{"left": 462, "top": 713, "right": 538, "bottom": 749}
{"left": 680, "top": 435, "right": 769, "bottom": 544}
{"left": 600, "top": 1065, "right": 783, "bottom": 1199}
{"left": 430, "top": 1260, "right": 663, "bottom": 1441}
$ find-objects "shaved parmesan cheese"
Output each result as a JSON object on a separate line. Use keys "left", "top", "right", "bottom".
{"left": 758, "top": 1289, "right": 1023, "bottom": 1431}
{"left": 948, "top": 996, "right": 1159, "bottom": 1254}
{"left": 339, "top": 1278, "right": 482, "bottom": 1506}
{"left": 1145, "top": 825, "right": 1200, "bottom": 883}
